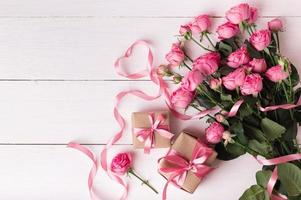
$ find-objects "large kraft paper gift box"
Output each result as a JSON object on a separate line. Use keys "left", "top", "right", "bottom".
{"left": 131, "top": 111, "right": 173, "bottom": 150}
{"left": 158, "top": 131, "right": 217, "bottom": 193}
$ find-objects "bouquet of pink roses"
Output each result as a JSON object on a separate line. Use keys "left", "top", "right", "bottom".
{"left": 161, "top": 3, "right": 301, "bottom": 200}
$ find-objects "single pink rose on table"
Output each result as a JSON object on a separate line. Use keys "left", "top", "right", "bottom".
{"left": 248, "top": 7, "right": 258, "bottom": 24}
{"left": 225, "top": 3, "right": 250, "bottom": 24}
{"left": 265, "top": 65, "right": 289, "bottom": 82}
{"left": 209, "top": 78, "right": 222, "bottom": 90}
{"left": 165, "top": 43, "right": 185, "bottom": 66}
{"left": 268, "top": 18, "right": 283, "bottom": 32}
{"left": 110, "top": 152, "right": 158, "bottom": 193}
{"left": 205, "top": 122, "right": 225, "bottom": 144}
{"left": 249, "top": 58, "right": 267, "bottom": 73}
{"left": 240, "top": 73, "right": 263, "bottom": 96}
{"left": 193, "top": 52, "right": 220, "bottom": 76}
{"left": 171, "top": 87, "right": 194, "bottom": 109}
{"left": 190, "top": 14, "right": 211, "bottom": 34}
{"left": 227, "top": 46, "right": 250, "bottom": 68}
{"left": 111, "top": 152, "right": 132, "bottom": 175}
{"left": 222, "top": 67, "right": 246, "bottom": 90}
{"left": 181, "top": 69, "right": 203, "bottom": 91}
{"left": 216, "top": 22, "right": 239, "bottom": 40}
{"left": 249, "top": 29, "right": 271, "bottom": 51}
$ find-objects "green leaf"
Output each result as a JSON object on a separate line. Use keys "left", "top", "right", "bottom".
{"left": 244, "top": 40, "right": 262, "bottom": 59}
{"left": 230, "top": 122, "right": 248, "bottom": 145}
{"left": 220, "top": 93, "right": 233, "bottom": 102}
{"left": 226, "top": 142, "right": 246, "bottom": 156}
{"left": 256, "top": 170, "right": 272, "bottom": 188}
{"left": 216, "top": 41, "right": 232, "bottom": 56}
{"left": 278, "top": 163, "right": 301, "bottom": 197}
{"left": 248, "top": 140, "right": 272, "bottom": 157}
{"left": 244, "top": 124, "right": 267, "bottom": 142}
{"left": 215, "top": 142, "right": 245, "bottom": 161}
{"left": 261, "top": 118, "right": 286, "bottom": 141}
{"left": 239, "top": 185, "right": 270, "bottom": 200}
{"left": 290, "top": 64, "right": 300, "bottom": 87}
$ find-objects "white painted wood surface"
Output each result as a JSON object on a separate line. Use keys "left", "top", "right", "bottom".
{"left": 0, "top": 0, "right": 299, "bottom": 199}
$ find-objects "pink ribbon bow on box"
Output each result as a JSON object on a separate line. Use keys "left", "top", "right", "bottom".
{"left": 159, "top": 141, "right": 214, "bottom": 200}
{"left": 134, "top": 113, "right": 173, "bottom": 154}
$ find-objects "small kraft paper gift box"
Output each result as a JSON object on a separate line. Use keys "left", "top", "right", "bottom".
{"left": 158, "top": 131, "right": 217, "bottom": 194}
{"left": 132, "top": 111, "right": 174, "bottom": 154}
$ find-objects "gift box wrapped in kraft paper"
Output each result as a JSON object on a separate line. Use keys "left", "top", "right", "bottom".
{"left": 158, "top": 131, "right": 217, "bottom": 195}
{"left": 131, "top": 111, "right": 174, "bottom": 154}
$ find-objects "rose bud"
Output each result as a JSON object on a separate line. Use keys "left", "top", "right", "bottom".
{"left": 227, "top": 46, "right": 250, "bottom": 68}
{"left": 193, "top": 52, "right": 220, "bottom": 76}
{"left": 173, "top": 73, "right": 182, "bottom": 84}
{"left": 240, "top": 73, "right": 263, "bottom": 96}
{"left": 215, "top": 114, "right": 225, "bottom": 123}
{"left": 181, "top": 69, "right": 203, "bottom": 91}
{"left": 222, "top": 131, "right": 235, "bottom": 146}
{"left": 157, "top": 65, "right": 172, "bottom": 77}
{"left": 222, "top": 67, "right": 246, "bottom": 90}
{"left": 248, "top": 7, "right": 258, "bottom": 24}
{"left": 265, "top": 65, "right": 289, "bottom": 82}
{"left": 216, "top": 22, "right": 239, "bottom": 40}
{"left": 190, "top": 14, "right": 211, "bottom": 34}
{"left": 179, "top": 23, "right": 191, "bottom": 35}
{"left": 225, "top": 3, "right": 251, "bottom": 24}
{"left": 209, "top": 78, "right": 222, "bottom": 90}
{"left": 249, "top": 58, "right": 267, "bottom": 73}
{"left": 249, "top": 29, "right": 271, "bottom": 51}
{"left": 110, "top": 152, "right": 132, "bottom": 175}
{"left": 205, "top": 122, "right": 225, "bottom": 144}
{"left": 171, "top": 86, "right": 194, "bottom": 109}
{"left": 165, "top": 43, "right": 185, "bottom": 66}
{"left": 268, "top": 18, "right": 283, "bottom": 32}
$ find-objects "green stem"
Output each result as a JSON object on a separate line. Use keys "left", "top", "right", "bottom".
{"left": 264, "top": 48, "right": 276, "bottom": 65}
{"left": 197, "top": 86, "right": 224, "bottom": 109}
{"left": 128, "top": 169, "right": 158, "bottom": 194}
{"left": 276, "top": 32, "right": 280, "bottom": 53}
{"left": 204, "top": 32, "right": 216, "bottom": 50}
{"left": 281, "top": 82, "right": 294, "bottom": 119}
{"left": 184, "top": 52, "right": 193, "bottom": 62}
{"left": 191, "top": 37, "right": 214, "bottom": 52}
{"left": 182, "top": 61, "right": 192, "bottom": 70}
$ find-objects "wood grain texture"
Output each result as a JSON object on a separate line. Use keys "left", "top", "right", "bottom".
{"left": 0, "top": 17, "right": 300, "bottom": 80}
{"left": 0, "top": 145, "right": 260, "bottom": 199}
{"left": 0, "top": 0, "right": 299, "bottom": 17}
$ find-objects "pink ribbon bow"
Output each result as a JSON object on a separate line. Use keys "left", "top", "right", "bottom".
{"left": 134, "top": 113, "right": 173, "bottom": 154}
{"left": 159, "top": 141, "right": 214, "bottom": 200}
{"left": 256, "top": 153, "right": 301, "bottom": 200}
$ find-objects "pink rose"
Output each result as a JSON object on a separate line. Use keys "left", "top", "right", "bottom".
{"left": 227, "top": 46, "right": 250, "bottom": 68}
{"left": 226, "top": 3, "right": 251, "bottom": 24}
{"left": 222, "top": 67, "right": 246, "bottom": 90}
{"left": 179, "top": 24, "right": 191, "bottom": 35}
{"left": 181, "top": 69, "right": 203, "bottom": 91}
{"left": 190, "top": 15, "right": 211, "bottom": 34}
{"left": 268, "top": 18, "right": 283, "bottom": 32}
{"left": 249, "top": 29, "right": 271, "bottom": 51}
{"left": 110, "top": 152, "right": 132, "bottom": 175}
{"left": 171, "top": 87, "right": 194, "bottom": 108}
{"left": 209, "top": 78, "right": 221, "bottom": 90}
{"left": 265, "top": 65, "right": 289, "bottom": 82}
{"left": 248, "top": 7, "right": 258, "bottom": 24}
{"left": 165, "top": 43, "right": 185, "bottom": 66}
{"left": 240, "top": 73, "right": 263, "bottom": 96}
{"left": 216, "top": 22, "right": 239, "bottom": 40}
{"left": 249, "top": 58, "right": 267, "bottom": 73}
{"left": 205, "top": 122, "right": 225, "bottom": 144}
{"left": 215, "top": 114, "right": 225, "bottom": 123}
{"left": 193, "top": 52, "right": 220, "bottom": 76}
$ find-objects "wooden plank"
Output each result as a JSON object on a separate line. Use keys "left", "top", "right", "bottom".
{"left": 0, "top": 80, "right": 213, "bottom": 144}
{"left": 0, "top": 0, "right": 299, "bottom": 17}
{"left": 0, "top": 17, "right": 300, "bottom": 80}
{"left": 0, "top": 144, "right": 261, "bottom": 199}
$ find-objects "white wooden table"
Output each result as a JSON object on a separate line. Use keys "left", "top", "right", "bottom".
{"left": 0, "top": 0, "right": 300, "bottom": 199}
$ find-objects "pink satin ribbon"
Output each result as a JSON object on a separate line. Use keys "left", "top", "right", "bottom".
{"left": 159, "top": 141, "right": 214, "bottom": 200}
{"left": 257, "top": 153, "right": 301, "bottom": 200}
{"left": 134, "top": 113, "right": 173, "bottom": 154}
{"left": 259, "top": 97, "right": 301, "bottom": 112}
